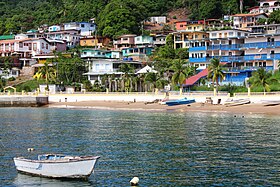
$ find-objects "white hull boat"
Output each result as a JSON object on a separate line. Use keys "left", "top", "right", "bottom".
{"left": 14, "top": 154, "right": 100, "bottom": 179}
{"left": 224, "top": 98, "right": 250, "bottom": 107}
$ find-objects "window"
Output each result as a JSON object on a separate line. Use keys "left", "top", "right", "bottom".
{"left": 19, "top": 42, "right": 23, "bottom": 48}
{"left": 33, "top": 43, "right": 37, "bottom": 51}
{"left": 46, "top": 43, "right": 49, "bottom": 49}
{"left": 188, "top": 27, "right": 192, "bottom": 30}
{"left": 214, "top": 41, "right": 219, "bottom": 45}
{"left": 96, "top": 64, "right": 100, "bottom": 70}
{"left": 90, "top": 75, "right": 98, "bottom": 80}
{"left": 229, "top": 32, "right": 233, "bottom": 36}
{"left": 212, "top": 33, "right": 217, "bottom": 37}
{"left": 180, "top": 24, "right": 183, "bottom": 28}
{"left": 81, "top": 24, "right": 85, "bottom": 28}
{"left": 42, "top": 43, "right": 45, "bottom": 49}
{"left": 105, "top": 64, "right": 110, "bottom": 70}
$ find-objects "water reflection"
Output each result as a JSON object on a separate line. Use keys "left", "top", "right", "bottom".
{"left": 13, "top": 173, "right": 95, "bottom": 187}
{"left": 1, "top": 108, "right": 280, "bottom": 186}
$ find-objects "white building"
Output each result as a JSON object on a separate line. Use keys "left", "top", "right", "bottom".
{"left": 149, "top": 16, "right": 167, "bottom": 24}
{"left": 250, "top": 0, "right": 280, "bottom": 15}
{"left": 63, "top": 22, "right": 96, "bottom": 36}
{"left": 48, "top": 25, "right": 61, "bottom": 32}
{"left": 44, "top": 30, "right": 80, "bottom": 49}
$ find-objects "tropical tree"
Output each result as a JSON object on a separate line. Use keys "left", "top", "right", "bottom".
{"left": 268, "top": 10, "right": 280, "bottom": 24}
{"left": 249, "top": 68, "right": 275, "bottom": 94}
{"left": 207, "top": 58, "right": 225, "bottom": 94}
{"left": 0, "top": 76, "right": 6, "bottom": 92}
{"left": 144, "top": 72, "right": 160, "bottom": 92}
{"left": 34, "top": 62, "right": 56, "bottom": 90}
{"left": 55, "top": 53, "right": 87, "bottom": 86}
{"left": 119, "top": 63, "right": 135, "bottom": 92}
{"left": 171, "top": 59, "right": 194, "bottom": 94}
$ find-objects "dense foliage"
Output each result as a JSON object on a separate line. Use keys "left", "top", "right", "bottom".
{"left": 0, "top": 0, "right": 258, "bottom": 38}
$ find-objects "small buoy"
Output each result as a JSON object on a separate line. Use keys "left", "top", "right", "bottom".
{"left": 27, "top": 148, "right": 35, "bottom": 152}
{"left": 130, "top": 177, "right": 139, "bottom": 186}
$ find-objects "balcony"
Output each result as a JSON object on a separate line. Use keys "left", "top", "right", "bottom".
{"left": 243, "top": 41, "right": 280, "bottom": 49}
{"left": 189, "top": 57, "right": 207, "bottom": 63}
{"left": 224, "top": 66, "right": 273, "bottom": 72}
{"left": 207, "top": 44, "right": 243, "bottom": 51}
{"left": 189, "top": 46, "right": 206, "bottom": 52}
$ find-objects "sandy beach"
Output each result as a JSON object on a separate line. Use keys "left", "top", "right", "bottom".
{"left": 47, "top": 100, "right": 280, "bottom": 116}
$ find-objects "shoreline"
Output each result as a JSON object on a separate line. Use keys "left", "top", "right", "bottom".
{"left": 46, "top": 100, "right": 280, "bottom": 116}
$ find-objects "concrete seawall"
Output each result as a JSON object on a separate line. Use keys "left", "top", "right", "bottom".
{"left": 0, "top": 96, "right": 48, "bottom": 107}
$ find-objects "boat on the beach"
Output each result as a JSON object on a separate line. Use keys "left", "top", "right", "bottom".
{"left": 261, "top": 100, "right": 280, "bottom": 106}
{"left": 14, "top": 154, "right": 100, "bottom": 179}
{"left": 224, "top": 98, "right": 250, "bottom": 107}
{"left": 165, "top": 98, "right": 195, "bottom": 106}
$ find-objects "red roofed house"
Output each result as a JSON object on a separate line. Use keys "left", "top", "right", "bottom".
{"left": 249, "top": 0, "right": 280, "bottom": 15}
{"left": 175, "top": 20, "right": 188, "bottom": 31}
{"left": 0, "top": 34, "right": 53, "bottom": 67}
{"left": 232, "top": 13, "right": 268, "bottom": 30}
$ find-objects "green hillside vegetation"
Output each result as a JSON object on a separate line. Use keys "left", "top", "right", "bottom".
{"left": 0, "top": 0, "right": 258, "bottom": 38}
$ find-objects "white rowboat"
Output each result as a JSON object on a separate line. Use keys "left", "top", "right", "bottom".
{"left": 14, "top": 154, "right": 100, "bottom": 179}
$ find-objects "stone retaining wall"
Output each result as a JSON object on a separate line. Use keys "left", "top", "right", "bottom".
{"left": 0, "top": 96, "right": 48, "bottom": 107}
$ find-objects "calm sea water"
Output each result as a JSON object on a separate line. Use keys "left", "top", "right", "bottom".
{"left": 1, "top": 108, "right": 280, "bottom": 186}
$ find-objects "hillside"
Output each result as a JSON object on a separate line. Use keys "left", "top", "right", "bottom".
{"left": 0, "top": 0, "right": 258, "bottom": 38}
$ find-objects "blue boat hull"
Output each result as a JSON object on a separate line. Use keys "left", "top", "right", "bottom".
{"left": 165, "top": 98, "right": 195, "bottom": 106}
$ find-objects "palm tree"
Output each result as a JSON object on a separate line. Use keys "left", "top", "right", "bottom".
{"left": 171, "top": 59, "right": 194, "bottom": 95}
{"left": 34, "top": 62, "right": 56, "bottom": 91}
{"left": 207, "top": 58, "right": 225, "bottom": 95}
{"left": 144, "top": 72, "right": 160, "bottom": 92}
{"left": 138, "top": 73, "right": 146, "bottom": 92}
{"left": 119, "top": 64, "right": 135, "bottom": 92}
{"left": 249, "top": 68, "right": 274, "bottom": 94}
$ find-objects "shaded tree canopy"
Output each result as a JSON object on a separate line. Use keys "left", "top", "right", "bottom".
{"left": 0, "top": 0, "right": 258, "bottom": 37}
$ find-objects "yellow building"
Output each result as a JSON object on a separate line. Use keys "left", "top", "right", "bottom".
{"left": 173, "top": 22, "right": 208, "bottom": 49}
{"left": 80, "top": 37, "right": 99, "bottom": 47}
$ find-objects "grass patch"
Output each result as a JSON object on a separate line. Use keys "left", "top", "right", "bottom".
{"left": 15, "top": 80, "right": 45, "bottom": 92}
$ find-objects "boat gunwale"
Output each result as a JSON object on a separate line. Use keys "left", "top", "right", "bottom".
{"left": 14, "top": 156, "right": 100, "bottom": 164}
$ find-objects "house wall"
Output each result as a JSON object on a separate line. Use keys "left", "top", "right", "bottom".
{"left": 175, "top": 21, "right": 187, "bottom": 31}
{"left": 49, "top": 26, "right": 61, "bottom": 32}
{"left": 89, "top": 59, "right": 114, "bottom": 73}
{"left": 208, "top": 30, "right": 249, "bottom": 39}
{"left": 185, "top": 24, "right": 205, "bottom": 32}
{"left": 80, "top": 38, "right": 98, "bottom": 46}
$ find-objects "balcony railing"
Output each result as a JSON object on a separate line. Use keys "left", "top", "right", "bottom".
{"left": 205, "top": 41, "right": 280, "bottom": 51}
{"left": 189, "top": 46, "right": 206, "bottom": 52}
{"left": 189, "top": 57, "right": 207, "bottom": 63}
{"left": 223, "top": 66, "right": 273, "bottom": 72}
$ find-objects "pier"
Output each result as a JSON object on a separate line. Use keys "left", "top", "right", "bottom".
{"left": 0, "top": 96, "right": 48, "bottom": 107}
